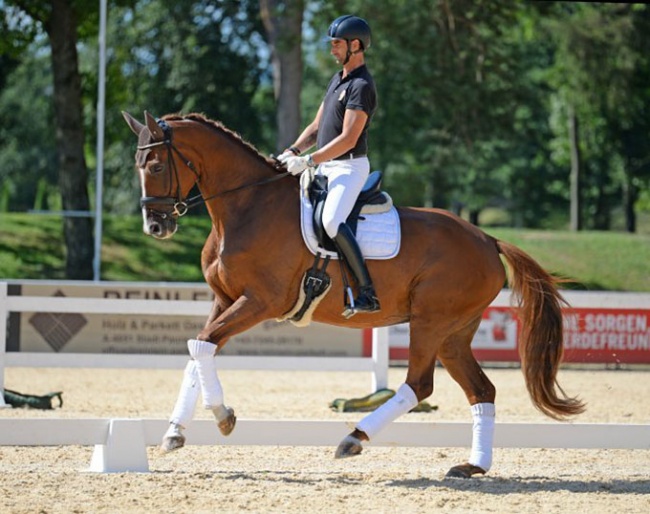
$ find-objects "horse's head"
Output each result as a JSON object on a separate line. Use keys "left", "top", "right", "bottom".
{"left": 122, "top": 111, "right": 199, "bottom": 239}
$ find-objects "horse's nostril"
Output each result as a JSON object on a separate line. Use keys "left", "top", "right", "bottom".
{"left": 150, "top": 222, "right": 162, "bottom": 235}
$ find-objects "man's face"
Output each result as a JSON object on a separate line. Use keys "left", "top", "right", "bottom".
{"left": 330, "top": 38, "right": 347, "bottom": 64}
{"left": 330, "top": 38, "right": 361, "bottom": 64}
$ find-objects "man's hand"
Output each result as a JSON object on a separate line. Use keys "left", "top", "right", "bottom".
{"left": 277, "top": 150, "right": 294, "bottom": 164}
{"left": 285, "top": 155, "right": 315, "bottom": 176}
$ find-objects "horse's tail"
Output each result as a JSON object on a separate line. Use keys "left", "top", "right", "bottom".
{"left": 496, "top": 239, "right": 585, "bottom": 420}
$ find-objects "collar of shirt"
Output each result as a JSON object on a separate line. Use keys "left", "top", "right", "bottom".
{"left": 338, "top": 64, "right": 367, "bottom": 84}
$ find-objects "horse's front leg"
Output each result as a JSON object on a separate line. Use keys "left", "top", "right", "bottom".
{"left": 161, "top": 294, "right": 269, "bottom": 452}
{"left": 161, "top": 299, "right": 226, "bottom": 452}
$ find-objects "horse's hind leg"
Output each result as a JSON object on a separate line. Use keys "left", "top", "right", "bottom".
{"left": 437, "top": 316, "right": 497, "bottom": 478}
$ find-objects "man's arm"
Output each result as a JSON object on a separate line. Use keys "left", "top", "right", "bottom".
{"left": 286, "top": 103, "right": 324, "bottom": 155}
{"left": 310, "top": 108, "right": 367, "bottom": 165}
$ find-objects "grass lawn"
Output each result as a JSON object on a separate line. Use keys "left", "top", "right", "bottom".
{"left": 0, "top": 213, "right": 648, "bottom": 291}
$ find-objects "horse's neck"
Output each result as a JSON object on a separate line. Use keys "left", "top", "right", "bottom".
{"left": 198, "top": 136, "right": 294, "bottom": 237}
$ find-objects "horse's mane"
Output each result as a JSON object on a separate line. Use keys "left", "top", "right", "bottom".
{"left": 162, "top": 112, "right": 281, "bottom": 170}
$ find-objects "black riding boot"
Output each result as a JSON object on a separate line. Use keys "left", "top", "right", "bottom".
{"left": 333, "top": 223, "right": 381, "bottom": 317}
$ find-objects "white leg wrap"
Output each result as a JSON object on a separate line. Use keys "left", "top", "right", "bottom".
{"left": 187, "top": 339, "right": 225, "bottom": 409}
{"left": 356, "top": 383, "right": 418, "bottom": 440}
{"left": 468, "top": 402, "right": 496, "bottom": 471}
{"left": 168, "top": 359, "right": 201, "bottom": 429}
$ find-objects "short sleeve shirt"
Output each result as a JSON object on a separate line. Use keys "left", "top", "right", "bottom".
{"left": 316, "top": 65, "right": 377, "bottom": 158}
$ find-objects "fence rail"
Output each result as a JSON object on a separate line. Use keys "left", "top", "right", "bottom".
{"left": 0, "top": 281, "right": 389, "bottom": 409}
{"left": 1, "top": 418, "right": 647, "bottom": 473}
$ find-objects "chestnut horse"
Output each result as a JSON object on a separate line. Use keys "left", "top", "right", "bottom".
{"left": 123, "top": 111, "right": 584, "bottom": 478}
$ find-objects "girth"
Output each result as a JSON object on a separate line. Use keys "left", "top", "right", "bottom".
{"left": 309, "top": 170, "right": 389, "bottom": 252}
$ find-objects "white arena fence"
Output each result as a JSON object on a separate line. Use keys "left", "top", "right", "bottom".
{"left": 0, "top": 281, "right": 390, "bottom": 405}
{"left": 0, "top": 418, "right": 647, "bottom": 473}
{"left": 1, "top": 282, "right": 649, "bottom": 473}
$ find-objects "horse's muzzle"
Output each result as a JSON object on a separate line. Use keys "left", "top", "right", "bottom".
{"left": 144, "top": 211, "right": 177, "bottom": 239}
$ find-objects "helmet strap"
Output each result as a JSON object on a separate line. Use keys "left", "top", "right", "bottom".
{"left": 343, "top": 40, "right": 352, "bottom": 65}
{"left": 343, "top": 40, "right": 363, "bottom": 66}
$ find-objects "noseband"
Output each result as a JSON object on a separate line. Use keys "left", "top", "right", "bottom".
{"left": 137, "top": 118, "right": 290, "bottom": 218}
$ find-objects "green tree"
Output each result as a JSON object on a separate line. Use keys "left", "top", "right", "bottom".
{"left": 260, "top": 0, "right": 304, "bottom": 152}
{"left": 0, "top": 39, "right": 58, "bottom": 212}
{"left": 309, "top": 1, "right": 548, "bottom": 225}
{"left": 1, "top": 0, "right": 100, "bottom": 278}
{"left": 544, "top": 2, "right": 650, "bottom": 232}
{"left": 95, "top": 0, "right": 272, "bottom": 213}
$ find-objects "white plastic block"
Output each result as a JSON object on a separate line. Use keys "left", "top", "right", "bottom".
{"left": 88, "top": 419, "right": 149, "bottom": 473}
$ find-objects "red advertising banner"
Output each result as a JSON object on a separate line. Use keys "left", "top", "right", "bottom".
{"left": 562, "top": 308, "right": 650, "bottom": 364}
{"left": 368, "top": 306, "right": 650, "bottom": 364}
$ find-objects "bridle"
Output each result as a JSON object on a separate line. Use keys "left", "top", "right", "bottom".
{"left": 137, "top": 118, "right": 291, "bottom": 218}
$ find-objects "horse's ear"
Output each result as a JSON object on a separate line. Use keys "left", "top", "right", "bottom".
{"left": 122, "top": 111, "right": 145, "bottom": 136}
{"left": 144, "top": 111, "right": 165, "bottom": 141}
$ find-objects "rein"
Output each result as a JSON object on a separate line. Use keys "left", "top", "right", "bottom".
{"left": 137, "top": 119, "right": 291, "bottom": 217}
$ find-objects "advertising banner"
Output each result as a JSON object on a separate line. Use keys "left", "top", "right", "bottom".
{"left": 379, "top": 307, "right": 519, "bottom": 361}
{"left": 6, "top": 282, "right": 648, "bottom": 364}
{"left": 6, "top": 282, "right": 363, "bottom": 357}
{"left": 381, "top": 306, "right": 650, "bottom": 364}
{"left": 562, "top": 308, "right": 650, "bottom": 364}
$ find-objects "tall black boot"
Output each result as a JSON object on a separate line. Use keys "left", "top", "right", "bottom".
{"left": 333, "top": 223, "right": 380, "bottom": 317}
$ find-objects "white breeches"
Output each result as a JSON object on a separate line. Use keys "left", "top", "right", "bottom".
{"left": 318, "top": 157, "right": 370, "bottom": 238}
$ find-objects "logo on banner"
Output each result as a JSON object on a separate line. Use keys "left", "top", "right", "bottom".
{"left": 472, "top": 308, "right": 517, "bottom": 350}
{"left": 28, "top": 290, "right": 88, "bottom": 352}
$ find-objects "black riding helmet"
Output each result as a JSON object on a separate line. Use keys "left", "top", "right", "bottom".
{"left": 328, "top": 15, "right": 371, "bottom": 51}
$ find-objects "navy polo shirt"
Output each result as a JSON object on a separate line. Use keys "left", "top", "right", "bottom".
{"left": 317, "top": 64, "right": 377, "bottom": 159}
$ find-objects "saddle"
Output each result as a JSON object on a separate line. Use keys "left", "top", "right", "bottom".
{"left": 278, "top": 171, "right": 397, "bottom": 327}
{"left": 308, "top": 170, "right": 391, "bottom": 252}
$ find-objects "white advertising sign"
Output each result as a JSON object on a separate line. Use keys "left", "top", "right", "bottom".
{"left": 7, "top": 282, "right": 363, "bottom": 357}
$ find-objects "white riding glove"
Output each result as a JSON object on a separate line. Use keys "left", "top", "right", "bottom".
{"left": 285, "top": 155, "right": 315, "bottom": 176}
{"left": 277, "top": 150, "right": 294, "bottom": 164}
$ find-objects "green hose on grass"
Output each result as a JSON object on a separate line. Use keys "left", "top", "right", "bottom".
{"left": 3, "top": 389, "right": 63, "bottom": 410}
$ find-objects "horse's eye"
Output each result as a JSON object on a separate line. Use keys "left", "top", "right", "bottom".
{"left": 150, "top": 163, "right": 164, "bottom": 174}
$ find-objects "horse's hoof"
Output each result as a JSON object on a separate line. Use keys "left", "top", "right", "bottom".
{"left": 218, "top": 408, "right": 236, "bottom": 436}
{"left": 160, "top": 435, "right": 185, "bottom": 454}
{"left": 444, "top": 463, "right": 486, "bottom": 479}
{"left": 334, "top": 435, "right": 363, "bottom": 459}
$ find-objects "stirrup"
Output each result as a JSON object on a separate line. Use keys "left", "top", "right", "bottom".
{"left": 342, "top": 286, "right": 355, "bottom": 318}
{"left": 342, "top": 287, "right": 380, "bottom": 319}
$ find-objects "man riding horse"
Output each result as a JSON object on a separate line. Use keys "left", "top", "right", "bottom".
{"left": 279, "top": 15, "right": 380, "bottom": 317}
{"left": 122, "top": 14, "right": 584, "bottom": 480}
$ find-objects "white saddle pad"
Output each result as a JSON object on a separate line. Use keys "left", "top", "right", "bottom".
{"left": 299, "top": 178, "right": 401, "bottom": 260}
